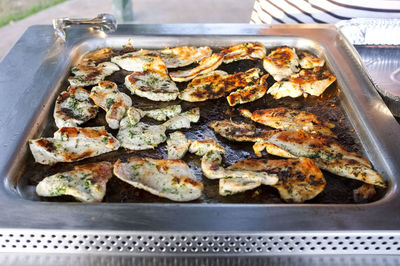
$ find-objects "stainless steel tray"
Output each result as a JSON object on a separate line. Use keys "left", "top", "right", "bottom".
{"left": 1, "top": 24, "right": 400, "bottom": 255}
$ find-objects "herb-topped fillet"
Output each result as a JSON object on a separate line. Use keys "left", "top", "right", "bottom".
{"left": 36, "top": 161, "right": 113, "bottom": 202}
{"left": 54, "top": 86, "right": 98, "bottom": 128}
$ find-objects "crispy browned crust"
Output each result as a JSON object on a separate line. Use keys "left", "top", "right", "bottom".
{"left": 226, "top": 74, "right": 268, "bottom": 106}
{"left": 264, "top": 46, "right": 296, "bottom": 67}
{"left": 221, "top": 42, "right": 266, "bottom": 62}
{"left": 82, "top": 48, "right": 113, "bottom": 63}
{"left": 77, "top": 161, "right": 113, "bottom": 185}
{"left": 289, "top": 67, "right": 336, "bottom": 85}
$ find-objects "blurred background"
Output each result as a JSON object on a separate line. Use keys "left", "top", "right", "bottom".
{"left": 0, "top": 0, "right": 254, "bottom": 60}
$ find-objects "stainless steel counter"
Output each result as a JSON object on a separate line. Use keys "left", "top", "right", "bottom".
{"left": 0, "top": 24, "right": 400, "bottom": 259}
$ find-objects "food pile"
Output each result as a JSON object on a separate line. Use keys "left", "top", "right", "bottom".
{"left": 28, "top": 43, "right": 385, "bottom": 203}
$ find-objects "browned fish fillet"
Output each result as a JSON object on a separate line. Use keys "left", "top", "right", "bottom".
{"left": 159, "top": 46, "right": 212, "bottom": 68}
{"left": 263, "top": 46, "right": 299, "bottom": 81}
{"left": 240, "top": 107, "right": 336, "bottom": 137}
{"left": 169, "top": 53, "right": 224, "bottom": 82}
{"left": 226, "top": 74, "right": 269, "bottom": 106}
{"left": 222, "top": 157, "right": 326, "bottom": 203}
{"left": 179, "top": 68, "right": 260, "bottom": 102}
{"left": 221, "top": 42, "right": 266, "bottom": 63}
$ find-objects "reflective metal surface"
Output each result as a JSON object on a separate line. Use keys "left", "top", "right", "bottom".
{"left": 0, "top": 24, "right": 400, "bottom": 256}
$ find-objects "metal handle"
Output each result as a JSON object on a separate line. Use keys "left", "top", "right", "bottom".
{"left": 53, "top": 13, "right": 117, "bottom": 42}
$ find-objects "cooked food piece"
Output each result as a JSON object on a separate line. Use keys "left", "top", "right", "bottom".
{"left": 163, "top": 107, "right": 200, "bottom": 130}
{"left": 143, "top": 105, "right": 182, "bottom": 121}
{"left": 81, "top": 48, "right": 113, "bottom": 63}
{"left": 258, "top": 130, "right": 385, "bottom": 187}
{"left": 68, "top": 61, "right": 119, "bottom": 87}
{"left": 226, "top": 74, "right": 269, "bottom": 106}
{"left": 159, "top": 46, "right": 212, "bottom": 68}
{"left": 240, "top": 107, "right": 336, "bottom": 137}
{"left": 209, "top": 120, "right": 278, "bottom": 142}
{"left": 253, "top": 141, "right": 297, "bottom": 158}
{"left": 124, "top": 59, "right": 179, "bottom": 101}
{"left": 36, "top": 161, "right": 113, "bottom": 202}
{"left": 54, "top": 86, "right": 98, "bottom": 128}
{"left": 298, "top": 51, "right": 325, "bottom": 69}
{"left": 221, "top": 42, "right": 266, "bottom": 63}
{"left": 169, "top": 53, "right": 224, "bottom": 82}
{"left": 126, "top": 106, "right": 145, "bottom": 126}
{"left": 114, "top": 157, "right": 203, "bottom": 201}
{"left": 166, "top": 131, "right": 191, "bottom": 159}
{"left": 111, "top": 49, "right": 163, "bottom": 72}
{"left": 188, "top": 138, "right": 226, "bottom": 156}
{"left": 263, "top": 47, "right": 299, "bottom": 81}
{"left": 267, "top": 67, "right": 336, "bottom": 99}
{"left": 220, "top": 157, "right": 326, "bottom": 203}
{"left": 353, "top": 183, "right": 376, "bottom": 203}
{"left": 179, "top": 68, "right": 260, "bottom": 102}
{"left": 90, "top": 81, "right": 132, "bottom": 129}
{"left": 29, "top": 127, "right": 120, "bottom": 165}
{"left": 117, "top": 117, "right": 167, "bottom": 151}
{"left": 201, "top": 151, "right": 278, "bottom": 185}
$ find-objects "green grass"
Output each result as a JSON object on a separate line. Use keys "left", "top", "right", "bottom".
{"left": 0, "top": 0, "right": 66, "bottom": 28}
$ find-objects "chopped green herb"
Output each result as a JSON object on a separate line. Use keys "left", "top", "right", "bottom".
{"left": 106, "top": 98, "right": 115, "bottom": 109}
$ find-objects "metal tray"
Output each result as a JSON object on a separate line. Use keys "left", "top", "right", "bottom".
{"left": 1, "top": 24, "right": 400, "bottom": 255}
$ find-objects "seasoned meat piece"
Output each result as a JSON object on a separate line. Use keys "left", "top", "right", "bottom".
{"left": 90, "top": 81, "right": 132, "bottom": 129}
{"left": 68, "top": 61, "right": 119, "bottom": 87}
{"left": 117, "top": 117, "right": 167, "bottom": 151}
{"left": 36, "top": 161, "right": 113, "bottom": 202}
{"left": 226, "top": 74, "right": 269, "bottom": 106}
{"left": 221, "top": 42, "right": 266, "bottom": 63}
{"left": 240, "top": 107, "right": 336, "bottom": 137}
{"left": 166, "top": 131, "right": 191, "bottom": 159}
{"left": 220, "top": 157, "right": 325, "bottom": 203}
{"left": 111, "top": 49, "right": 162, "bottom": 72}
{"left": 54, "top": 86, "right": 98, "bottom": 128}
{"left": 263, "top": 46, "right": 299, "bottom": 81}
{"left": 188, "top": 138, "right": 226, "bottom": 156}
{"left": 200, "top": 151, "right": 278, "bottom": 185}
{"left": 81, "top": 48, "right": 113, "bottom": 63}
{"left": 209, "top": 120, "right": 278, "bottom": 142}
{"left": 298, "top": 51, "right": 325, "bottom": 69}
{"left": 114, "top": 157, "right": 203, "bottom": 201}
{"left": 124, "top": 65, "right": 179, "bottom": 101}
{"left": 29, "top": 127, "right": 120, "bottom": 165}
{"left": 159, "top": 46, "right": 212, "bottom": 68}
{"left": 256, "top": 130, "right": 385, "bottom": 187}
{"left": 179, "top": 68, "right": 260, "bottom": 102}
{"left": 267, "top": 67, "right": 336, "bottom": 99}
{"left": 163, "top": 107, "right": 200, "bottom": 130}
{"left": 143, "top": 105, "right": 182, "bottom": 121}
{"left": 169, "top": 53, "right": 224, "bottom": 82}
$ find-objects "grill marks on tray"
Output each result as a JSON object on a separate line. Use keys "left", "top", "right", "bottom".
{"left": 20, "top": 47, "right": 383, "bottom": 203}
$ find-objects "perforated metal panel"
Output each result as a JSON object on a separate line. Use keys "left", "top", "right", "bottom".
{"left": 1, "top": 230, "right": 399, "bottom": 255}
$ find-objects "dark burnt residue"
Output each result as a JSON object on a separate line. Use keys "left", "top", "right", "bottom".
{"left": 20, "top": 47, "right": 386, "bottom": 204}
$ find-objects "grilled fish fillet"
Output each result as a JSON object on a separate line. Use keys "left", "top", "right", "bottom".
{"left": 256, "top": 130, "right": 385, "bottom": 187}
{"left": 226, "top": 74, "right": 269, "bottom": 106}
{"left": 188, "top": 138, "right": 226, "bottom": 156}
{"left": 163, "top": 107, "right": 200, "bottom": 130}
{"left": 29, "top": 127, "right": 120, "bottom": 165}
{"left": 298, "top": 51, "right": 325, "bottom": 69}
{"left": 143, "top": 105, "right": 182, "bottom": 121}
{"left": 220, "top": 157, "right": 325, "bottom": 203}
{"left": 166, "top": 131, "right": 191, "bottom": 159}
{"left": 200, "top": 151, "right": 278, "bottom": 185}
{"left": 90, "top": 81, "right": 132, "bottom": 129}
{"left": 263, "top": 47, "right": 299, "bottom": 81}
{"left": 68, "top": 61, "right": 119, "bottom": 87}
{"left": 124, "top": 66, "right": 179, "bottom": 101}
{"left": 36, "top": 161, "right": 113, "bottom": 202}
{"left": 169, "top": 53, "right": 224, "bottom": 82}
{"left": 221, "top": 42, "right": 266, "bottom": 63}
{"left": 179, "top": 68, "right": 260, "bottom": 102}
{"left": 267, "top": 67, "right": 336, "bottom": 99}
{"left": 81, "top": 48, "right": 113, "bottom": 63}
{"left": 114, "top": 157, "right": 203, "bottom": 201}
{"left": 209, "top": 120, "right": 278, "bottom": 142}
{"left": 159, "top": 46, "right": 212, "bottom": 68}
{"left": 111, "top": 50, "right": 163, "bottom": 72}
{"left": 117, "top": 117, "right": 167, "bottom": 151}
{"left": 54, "top": 86, "right": 98, "bottom": 128}
{"left": 240, "top": 107, "right": 336, "bottom": 137}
